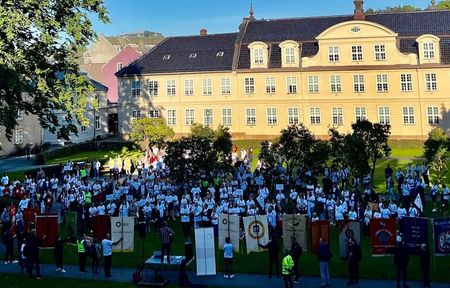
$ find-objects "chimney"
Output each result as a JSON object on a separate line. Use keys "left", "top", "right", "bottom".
{"left": 200, "top": 28, "right": 207, "bottom": 36}
{"left": 354, "top": 0, "right": 365, "bottom": 20}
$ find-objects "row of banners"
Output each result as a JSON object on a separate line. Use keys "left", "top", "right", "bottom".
{"left": 33, "top": 212, "right": 450, "bottom": 256}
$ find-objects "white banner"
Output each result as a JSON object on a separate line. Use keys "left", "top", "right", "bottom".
{"left": 282, "top": 214, "right": 307, "bottom": 251}
{"left": 195, "top": 227, "right": 216, "bottom": 276}
{"left": 111, "top": 216, "right": 134, "bottom": 252}
{"left": 219, "top": 214, "right": 240, "bottom": 252}
{"left": 243, "top": 215, "right": 269, "bottom": 254}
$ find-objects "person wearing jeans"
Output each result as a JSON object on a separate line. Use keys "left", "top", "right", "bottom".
{"left": 223, "top": 237, "right": 234, "bottom": 278}
{"left": 317, "top": 238, "right": 332, "bottom": 287}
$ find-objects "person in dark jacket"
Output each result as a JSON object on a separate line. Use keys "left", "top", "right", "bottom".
{"left": 2, "top": 227, "right": 16, "bottom": 263}
{"left": 393, "top": 239, "right": 409, "bottom": 288}
{"left": 418, "top": 243, "right": 430, "bottom": 288}
{"left": 54, "top": 236, "right": 70, "bottom": 272}
{"left": 290, "top": 239, "right": 302, "bottom": 283}
{"left": 318, "top": 238, "right": 332, "bottom": 287}
{"left": 25, "top": 230, "right": 45, "bottom": 279}
{"left": 258, "top": 236, "right": 280, "bottom": 278}
{"left": 347, "top": 237, "right": 361, "bottom": 285}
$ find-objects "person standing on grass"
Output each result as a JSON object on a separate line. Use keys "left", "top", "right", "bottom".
{"left": 223, "top": 237, "right": 234, "bottom": 278}
{"left": 418, "top": 243, "right": 430, "bottom": 288}
{"left": 290, "top": 239, "right": 302, "bottom": 284}
{"left": 318, "top": 238, "right": 332, "bottom": 287}
{"left": 347, "top": 237, "right": 361, "bottom": 285}
{"left": 101, "top": 233, "right": 123, "bottom": 277}
{"left": 258, "top": 236, "right": 280, "bottom": 278}
{"left": 54, "top": 236, "right": 69, "bottom": 273}
{"left": 77, "top": 235, "right": 88, "bottom": 273}
{"left": 393, "top": 237, "right": 409, "bottom": 288}
{"left": 281, "top": 251, "right": 294, "bottom": 288}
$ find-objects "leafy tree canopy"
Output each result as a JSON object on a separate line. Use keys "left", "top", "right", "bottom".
{"left": 365, "top": 5, "right": 422, "bottom": 14}
{"left": 130, "top": 117, "right": 175, "bottom": 150}
{"left": 0, "top": 0, "right": 109, "bottom": 140}
{"left": 424, "top": 127, "right": 448, "bottom": 163}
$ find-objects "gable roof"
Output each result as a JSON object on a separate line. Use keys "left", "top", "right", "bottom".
{"left": 116, "top": 33, "right": 238, "bottom": 76}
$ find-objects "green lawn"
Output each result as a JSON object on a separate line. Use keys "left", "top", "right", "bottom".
{"left": 46, "top": 148, "right": 144, "bottom": 165}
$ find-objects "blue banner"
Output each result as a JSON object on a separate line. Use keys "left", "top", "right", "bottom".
{"left": 399, "top": 217, "right": 428, "bottom": 254}
{"left": 433, "top": 218, "right": 450, "bottom": 256}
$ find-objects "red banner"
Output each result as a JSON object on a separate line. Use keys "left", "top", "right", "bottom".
{"left": 370, "top": 218, "right": 397, "bottom": 255}
{"left": 35, "top": 214, "right": 58, "bottom": 247}
{"left": 92, "top": 215, "right": 110, "bottom": 240}
{"left": 310, "top": 220, "right": 330, "bottom": 254}
{"left": 23, "top": 208, "right": 40, "bottom": 232}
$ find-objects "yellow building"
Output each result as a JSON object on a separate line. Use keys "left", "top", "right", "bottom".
{"left": 117, "top": 1, "right": 450, "bottom": 140}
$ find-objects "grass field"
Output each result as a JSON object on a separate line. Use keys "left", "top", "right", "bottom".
{"left": 46, "top": 148, "right": 144, "bottom": 165}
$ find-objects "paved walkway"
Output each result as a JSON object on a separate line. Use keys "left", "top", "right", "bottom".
{"left": 0, "top": 155, "right": 54, "bottom": 173}
{"left": 0, "top": 262, "right": 448, "bottom": 288}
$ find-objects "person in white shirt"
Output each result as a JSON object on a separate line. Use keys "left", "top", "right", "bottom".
{"left": 107, "top": 201, "right": 116, "bottom": 216}
{"left": 19, "top": 195, "right": 30, "bottom": 211}
{"left": 335, "top": 200, "right": 345, "bottom": 221}
{"left": 408, "top": 206, "right": 418, "bottom": 218}
{"left": 388, "top": 201, "right": 398, "bottom": 218}
{"left": 363, "top": 205, "right": 372, "bottom": 237}
{"left": 307, "top": 192, "right": 316, "bottom": 218}
{"left": 97, "top": 203, "right": 106, "bottom": 215}
{"left": 442, "top": 184, "right": 449, "bottom": 212}
{"left": 348, "top": 207, "right": 357, "bottom": 220}
{"left": 397, "top": 204, "right": 407, "bottom": 219}
{"left": 89, "top": 205, "right": 98, "bottom": 218}
{"left": 180, "top": 203, "right": 191, "bottom": 237}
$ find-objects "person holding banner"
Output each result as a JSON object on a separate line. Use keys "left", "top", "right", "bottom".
{"left": 258, "top": 236, "right": 280, "bottom": 278}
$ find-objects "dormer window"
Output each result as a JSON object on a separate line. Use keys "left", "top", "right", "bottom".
{"left": 163, "top": 54, "right": 171, "bottom": 60}
{"left": 285, "top": 47, "right": 295, "bottom": 64}
{"left": 248, "top": 42, "right": 269, "bottom": 69}
{"left": 189, "top": 53, "right": 197, "bottom": 59}
{"left": 279, "top": 40, "right": 300, "bottom": 68}
{"left": 423, "top": 42, "right": 435, "bottom": 59}
{"left": 216, "top": 51, "right": 224, "bottom": 57}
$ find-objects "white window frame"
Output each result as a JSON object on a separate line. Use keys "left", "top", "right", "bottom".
{"left": 17, "top": 110, "right": 23, "bottom": 120}
{"left": 374, "top": 44, "right": 386, "bottom": 61}
{"left": 95, "top": 115, "right": 101, "bottom": 130}
{"left": 116, "top": 62, "right": 123, "bottom": 72}
{"left": 376, "top": 74, "right": 389, "bottom": 92}
{"left": 328, "top": 46, "right": 340, "bottom": 62}
{"left": 287, "top": 107, "right": 299, "bottom": 125}
{"left": 203, "top": 108, "right": 213, "bottom": 126}
{"left": 400, "top": 74, "right": 413, "bottom": 92}
{"left": 149, "top": 109, "right": 160, "bottom": 118}
{"left": 330, "top": 75, "right": 341, "bottom": 93}
{"left": 266, "top": 107, "right": 278, "bottom": 125}
{"left": 185, "top": 109, "right": 195, "bottom": 126}
{"left": 221, "top": 78, "right": 231, "bottom": 95}
{"left": 202, "top": 78, "right": 212, "bottom": 96}
{"left": 285, "top": 47, "right": 296, "bottom": 64}
{"left": 351, "top": 45, "right": 363, "bottom": 61}
{"left": 149, "top": 80, "right": 159, "bottom": 96}
{"left": 245, "top": 108, "right": 256, "bottom": 126}
{"left": 402, "top": 107, "right": 415, "bottom": 125}
{"left": 131, "top": 80, "right": 141, "bottom": 97}
{"left": 427, "top": 106, "right": 440, "bottom": 124}
{"left": 132, "top": 110, "right": 141, "bottom": 122}
{"left": 332, "top": 107, "right": 344, "bottom": 126}
{"left": 15, "top": 129, "right": 23, "bottom": 144}
{"left": 167, "top": 80, "right": 176, "bottom": 96}
{"left": 308, "top": 75, "right": 319, "bottom": 93}
{"left": 222, "top": 108, "right": 232, "bottom": 126}
{"left": 423, "top": 42, "right": 435, "bottom": 59}
{"left": 355, "top": 107, "right": 367, "bottom": 122}
{"left": 378, "top": 107, "right": 391, "bottom": 125}
{"left": 265, "top": 77, "right": 276, "bottom": 94}
{"left": 254, "top": 48, "right": 264, "bottom": 64}
{"left": 286, "top": 76, "right": 297, "bottom": 94}
{"left": 167, "top": 110, "right": 177, "bottom": 126}
{"left": 425, "top": 73, "right": 437, "bottom": 91}
{"left": 244, "top": 77, "right": 255, "bottom": 94}
{"left": 353, "top": 74, "right": 365, "bottom": 92}
{"left": 184, "top": 79, "right": 194, "bottom": 96}
{"left": 310, "top": 107, "right": 321, "bottom": 125}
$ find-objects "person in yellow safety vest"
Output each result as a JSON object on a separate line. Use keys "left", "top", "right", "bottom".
{"left": 77, "top": 235, "right": 88, "bottom": 273}
{"left": 282, "top": 251, "right": 294, "bottom": 288}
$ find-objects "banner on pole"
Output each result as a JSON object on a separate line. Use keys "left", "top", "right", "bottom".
{"left": 370, "top": 218, "right": 396, "bottom": 255}
{"left": 35, "top": 214, "right": 58, "bottom": 248}
{"left": 92, "top": 215, "right": 110, "bottom": 240}
{"left": 433, "top": 218, "right": 450, "bottom": 256}
{"left": 111, "top": 216, "right": 134, "bottom": 252}
{"left": 243, "top": 215, "right": 269, "bottom": 254}
{"left": 218, "top": 214, "right": 240, "bottom": 252}
{"left": 64, "top": 211, "right": 78, "bottom": 240}
{"left": 399, "top": 217, "right": 428, "bottom": 254}
{"left": 282, "top": 214, "right": 307, "bottom": 251}
{"left": 338, "top": 220, "right": 361, "bottom": 258}
{"left": 195, "top": 227, "right": 216, "bottom": 276}
{"left": 310, "top": 220, "right": 330, "bottom": 254}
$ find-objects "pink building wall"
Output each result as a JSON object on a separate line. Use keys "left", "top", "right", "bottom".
{"left": 103, "top": 46, "right": 142, "bottom": 103}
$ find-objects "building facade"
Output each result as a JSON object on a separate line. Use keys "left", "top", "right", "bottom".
{"left": 117, "top": 2, "right": 450, "bottom": 140}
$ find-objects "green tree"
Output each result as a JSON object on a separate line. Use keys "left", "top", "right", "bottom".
{"left": 424, "top": 128, "right": 448, "bottom": 183}
{"left": 189, "top": 123, "right": 215, "bottom": 139}
{"left": 366, "top": 5, "right": 422, "bottom": 14}
{"left": 437, "top": 0, "right": 450, "bottom": 10}
{"left": 0, "top": 0, "right": 109, "bottom": 140}
{"left": 351, "top": 120, "right": 391, "bottom": 183}
{"left": 130, "top": 117, "right": 175, "bottom": 150}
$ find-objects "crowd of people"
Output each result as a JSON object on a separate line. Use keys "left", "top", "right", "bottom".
{"left": 0, "top": 146, "right": 447, "bottom": 287}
